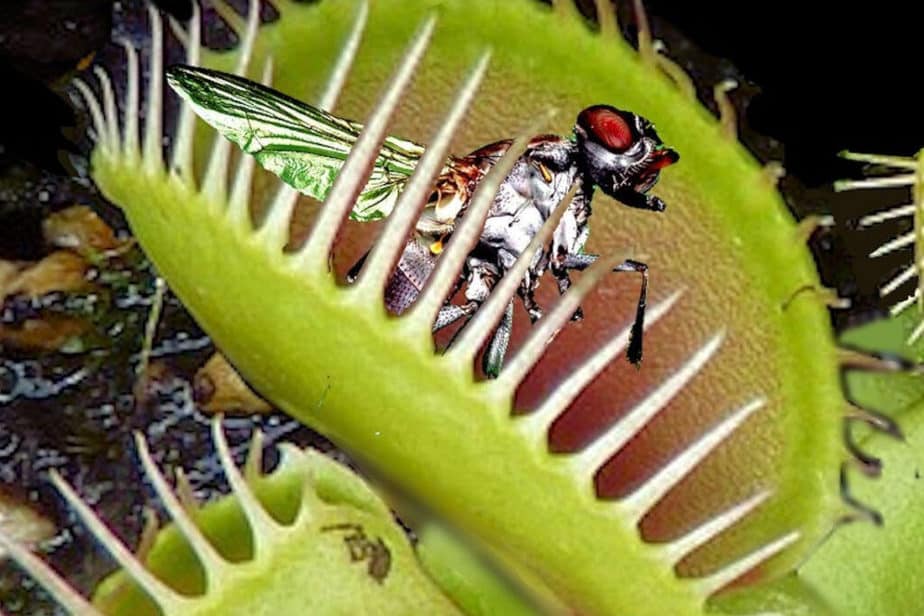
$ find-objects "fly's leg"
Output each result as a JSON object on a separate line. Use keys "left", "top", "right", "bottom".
{"left": 521, "top": 286, "right": 544, "bottom": 323}
{"left": 561, "top": 254, "right": 649, "bottom": 366}
{"left": 346, "top": 250, "right": 370, "bottom": 283}
{"left": 432, "top": 269, "right": 474, "bottom": 330}
{"left": 438, "top": 257, "right": 515, "bottom": 377}
{"left": 553, "top": 270, "right": 583, "bottom": 321}
{"left": 612, "top": 188, "right": 667, "bottom": 212}
{"left": 482, "top": 300, "right": 514, "bottom": 378}
{"left": 434, "top": 301, "right": 479, "bottom": 331}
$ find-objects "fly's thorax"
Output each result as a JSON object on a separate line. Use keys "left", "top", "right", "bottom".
{"left": 524, "top": 139, "right": 580, "bottom": 216}
{"left": 481, "top": 206, "right": 546, "bottom": 255}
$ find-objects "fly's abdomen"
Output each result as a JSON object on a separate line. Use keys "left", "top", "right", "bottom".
{"left": 385, "top": 239, "right": 437, "bottom": 315}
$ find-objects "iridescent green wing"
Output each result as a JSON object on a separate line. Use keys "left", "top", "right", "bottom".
{"left": 165, "top": 65, "right": 425, "bottom": 221}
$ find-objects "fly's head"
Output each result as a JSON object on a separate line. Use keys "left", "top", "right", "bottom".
{"left": 574, "top": 105, "right": 679, "bottom": 210}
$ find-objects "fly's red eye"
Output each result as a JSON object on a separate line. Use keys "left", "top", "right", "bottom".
{"left": 578, "top": 106, "right": 635, "bottom": 151}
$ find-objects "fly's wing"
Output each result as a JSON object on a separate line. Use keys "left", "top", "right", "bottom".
{"left": 165, "top": 65, "right": 427, "bottom": 221}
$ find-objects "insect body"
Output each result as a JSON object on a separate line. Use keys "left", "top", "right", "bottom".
{"left": 166, "top": 66, "right": 678, "bottom": 376}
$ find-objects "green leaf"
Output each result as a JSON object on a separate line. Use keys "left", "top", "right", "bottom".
{"left": 416, "top": 523, "right": 547, "bottom": 616}
{"left": 799, "top": 397, "right": 924, "bottom": 615}
{"left": 92, "top": 435, "right": 464, "bottom": 615}
{"left": 841, "top": 310, "right": 924, "bottom": 416}
{"left": 707, "top": 574, "right": 836, "bottom": 616}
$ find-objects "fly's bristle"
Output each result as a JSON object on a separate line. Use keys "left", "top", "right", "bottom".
{"left": 292, "top": 16, "right": 437, "bottom": 275}
{"left": 621, "top": 397, "right": 765, "bottom": 524}
{"left": 353, "top": 51, "right": 491, "bottom": 299}
{"left": 568, "top": 332, "right": 725, "bottom": 479}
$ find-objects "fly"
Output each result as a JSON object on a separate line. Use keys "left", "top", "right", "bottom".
{"left": 166, "top": 65, "right": 679, "bottom": 377}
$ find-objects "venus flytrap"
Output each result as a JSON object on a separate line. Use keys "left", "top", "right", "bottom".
{"left": 839, "top": 308, "right": 924, "bottom": 418}
{"left": 0, "top": 0, "right": 903, "bottom": 614}
{"left": 801, "top": 344, "right": 924, "bottom": 616}
{"left": 772, "top": 146, "right": 924, "bottom": 613}
{"left": 836, "top": 150, "right": 924, "bottom": 344}
{"left": 1, "top": 418, "right": 467, "bottom": 615}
